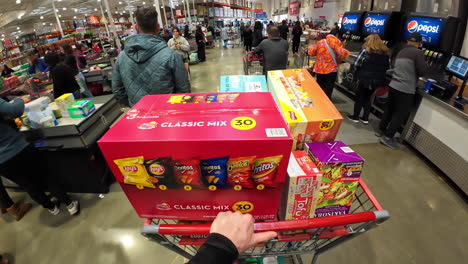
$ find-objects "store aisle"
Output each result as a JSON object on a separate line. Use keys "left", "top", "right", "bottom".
{"left": 1, "top": 46, "right": 467, "bottom": 264}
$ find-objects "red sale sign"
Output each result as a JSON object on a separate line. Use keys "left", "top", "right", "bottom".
{"left": 314, "top": 0, "right": 324, "bottom": 8}
{"left": 289, "top": 1, "right": 300, "bottom": 15}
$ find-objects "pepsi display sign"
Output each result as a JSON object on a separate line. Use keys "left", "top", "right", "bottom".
{"left": 363, "top": 14, "right": 389, "bottom": 36}
{"left": 405, "top": 16, "right": 444, "bottom": 46}
{"left": 341, "top": 14, "right": 361, "bottom": 33}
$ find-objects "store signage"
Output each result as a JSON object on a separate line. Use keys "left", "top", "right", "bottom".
{"left": 87, "top": 15, "right": 100, "bottom": 24}
{"left": 175, "top": 9, "right": 182, "bottom": 16}
{"left": 363, "top": 14, "right": 389, "bottom": 36}
{"left": 289, "top": 1, "right": 300, "bottom": 15}
{"left": 314, "top": 0, "right": 324, "bottom": 8}
{"left": 341, "top": 14, "right": 360, "bottom": 33}
{"left": 256, "top": 12, "right": 267, "bottom": 19}
{"left": 405, "top": 16, "right": 444, "bottom": 46}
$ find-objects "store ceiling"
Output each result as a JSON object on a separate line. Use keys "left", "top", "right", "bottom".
{"left": 0, "top": 0, "right": 162, "bottom": 38}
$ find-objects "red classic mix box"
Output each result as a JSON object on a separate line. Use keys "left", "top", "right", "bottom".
{"left": 280, "top": 151, "right": 322, "bottom": 220}
{"left": 98, "top": 93, "right": 293, "bottom": 220}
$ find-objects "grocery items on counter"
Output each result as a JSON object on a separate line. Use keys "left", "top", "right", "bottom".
{"left": 67, "top": 100, "right": 96, "bottom": 118}
{"left": 54, "top": 93, "right": 75, "bottom": 117}
{"left": 268, "top": 69, "right": 343, "bottom": 150}
{"left": 305, "top": 141, "right": 364, "bottom": 217}
{"left": 280, "top": 151, "right": 322, "bottom": 220}
{"left": 220, "top": 75, "right": 268, "bottom": 93}
{"left": 24, "top": 97, "right": 58, "bottom": 128}
{"left": 99, "top": 92, "right": 293, "bottom": 220}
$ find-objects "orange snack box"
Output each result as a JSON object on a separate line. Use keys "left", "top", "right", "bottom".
{"left": 268, "top": 69, "right": 343, "bottom": 150}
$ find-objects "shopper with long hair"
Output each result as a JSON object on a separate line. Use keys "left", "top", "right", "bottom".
{"left": 348, "top": 34, "right": 390, "bottom": 124}
{"left": 292, "top": 21, "right": 303, "bottom": 54}
{"left": 44, "top": 52, "right": 81, "bottom": 99}
{"left": 168, "top": 27, "right": 191, "bottom": 79}
{"left": 253, "top": 21, "right": 264, "bottom": 47}
{"left": 195, "top": 25, "right": 206, "bottom": 62}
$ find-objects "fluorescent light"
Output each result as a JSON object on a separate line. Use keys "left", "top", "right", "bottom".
{"left": 16, "top": 0, "right": 20, "bottom": 4}
{"left": 94, "top": 8, "right": 98, "bottom": 11}
{"left": 40, "top": 16, "right": 44, "bottom": 19}
{"left": 118, "top": 1, "right": 122, "bottom": 4}
{"left": 58, "top": 14, "right": 62, "bottom": 17}
{"left": 16, "top": 27, "right": 20, "bottom": 30}
{"left": 143, "top": 1, "right": 146, "bottom": 4}
{"left": 63, "top": 7, "right": 67, "bottom": 11}
{"left": 74, "top": 16, "right": 77, "bottom": 19}
{"left": 43, "top": 23, "right": 46, "bottom": 25}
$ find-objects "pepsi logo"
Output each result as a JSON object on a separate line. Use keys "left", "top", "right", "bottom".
{"left": 407, "top": 20, "right": 440, "bottom": 34}
{"left": 407, "top": 20, "right": 418, "bottom": 33}
{"left": 364, "top": 17, "right": 385, "bottom": 27}
{"left": 342, "top": 17, "right": 357, "bottom": 25}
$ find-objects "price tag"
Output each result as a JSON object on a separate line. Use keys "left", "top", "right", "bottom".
{"left": 231, "top": 117, "right": 256, "bottom": 130}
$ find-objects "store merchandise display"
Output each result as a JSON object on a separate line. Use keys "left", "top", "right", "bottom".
{"left": 99, "top": 92, "right": 293, "bottom": 220}
{"left": 280, "top": 151, "right": 322, "bottom": 221}
{"left": 24, "top": 97, "right": 58, "bottom": 128}
{"left": 220, "top": 75, "right": 268, "bottom": 93}
{"left": 54, "top": 93, "right": 76, "bottom": 117}
{"left": 268, "top": 69, "right": 343, "bottom": 150}
{"left": 305, "top": 142, "right": 364, "bottom": 217}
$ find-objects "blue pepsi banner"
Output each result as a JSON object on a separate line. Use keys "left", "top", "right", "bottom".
{"left": 363, "top": 14, "right": 389, "bottom": 36}
{"left": 341, "top": 14, "right": 360, "bottom": 33}
{"left": 405, "top": 16, "right": 444, "bottom": 46}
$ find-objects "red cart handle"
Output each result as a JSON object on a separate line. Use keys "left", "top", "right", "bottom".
{"left": 142, "top": 210, "right": 389, "bottom": 236}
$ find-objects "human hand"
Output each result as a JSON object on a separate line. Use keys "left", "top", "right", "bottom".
{"left": 210, "top": 211, "right": 277, "bottom": 254}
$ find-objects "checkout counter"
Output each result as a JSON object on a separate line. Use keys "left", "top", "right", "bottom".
{"left": 17, "top": 95, "right": 123, "bottom": 193}
{"left": 336, "top": 54, "right": 468, "bottom": 195}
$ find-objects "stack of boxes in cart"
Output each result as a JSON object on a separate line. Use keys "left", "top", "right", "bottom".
{"left": 98, "top": 68, "right": 364, "bottom": 224}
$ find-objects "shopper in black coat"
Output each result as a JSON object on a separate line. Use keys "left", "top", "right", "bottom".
{"left": 61, "top": 44, "right": 79, "bottom": 75}
{"left": 188, "top": 211, "right": 277, "bottom": 264}
{"left": 252, "top": 21, "right": 264, "bottom": 47}
{"left": 292, "top": 21, "right": 303, "bottom": 53}
{"left": 243, "top": 25, "right": 253, "bottom": 51}
{"left": 279, "top": 20, "right": 289, "bottom": 40}
{"left": 44, "top": 52, "right": 80, "bottom": 99}
{"left": 195, "top": 26, "right": 206, "bottom": 62}
{"left": 348, "top": 34, "right": 390, "bottom": 123}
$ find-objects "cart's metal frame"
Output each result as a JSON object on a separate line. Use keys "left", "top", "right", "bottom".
{"left": 243, "top": 51, "right": 264, "bottom": 75}
{"left": 141, "top": 179, "right": 389, "bottom": 263}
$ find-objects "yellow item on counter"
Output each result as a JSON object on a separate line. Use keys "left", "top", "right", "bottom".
{"left": 54, "top": 93, "right": 75, "bottom": 117}
{"left": 114, "top": 156, "right": 155, "bottom": 189}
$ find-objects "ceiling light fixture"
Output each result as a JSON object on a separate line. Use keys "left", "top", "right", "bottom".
{"left": 94, "top": 8, "right": 98, "bottom": 11}
{"left": 16, "top": 27, "right": 20, "bottom": 30}
{"left": 63, "top": 8, "right": 67, "bottom": 11}
{"left": 142, "top": 1, "right": 146, "bottom": 4}
{"left": 74, "top": 16, "right": 77, "bottom": 19}
{"left": 40, "top": 16, "right": 44, "bottom": 19}
{"left": 16, "top": 0, "right": 21, "bottom": 4}
{"left": 43, "top": 22, "right": 46, "bottom": 25}
{"left": 58, "top": 14, "right": 62, "bottom": 17}
{"left": 119, "top": 1, "right": 122, "bottom": 4}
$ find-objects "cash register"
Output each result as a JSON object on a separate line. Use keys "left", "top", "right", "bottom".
{"left": 428, "top": 55, "right": 468, "bottom": 105}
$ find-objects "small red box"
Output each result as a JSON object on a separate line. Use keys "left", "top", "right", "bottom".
{"left": 99, "top": 93, "right": 293, "bottom": 220}
{"left": 280, "top": 151, "right": 322, "bottom": 220}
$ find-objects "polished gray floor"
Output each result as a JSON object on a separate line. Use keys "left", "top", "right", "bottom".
{"left": 1, "top": 45, "right": 467, "bottom": 264}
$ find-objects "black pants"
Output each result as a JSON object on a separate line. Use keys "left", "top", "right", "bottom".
{"left": 379, "top": 88, "right": 414, "bottom": 138}
{"left": 292, "top": 38, "right": 300, "bottom": 53}
{"left": 0, "top": 146, "right": 70, "bottom": 209}
{"left": 316, "top": 72, "right": 338, "bottom": 99}
{"left": 244, "top": 40, "right": 252, "bottom": 51}
{"left": 197, "top": 43, "right": 206, "bottom": 62}
{"left": 352, "top": 83, "right": 375, "bottom": 120}
{"left": 0, "top": 178, "right": 14, "bottom": 208}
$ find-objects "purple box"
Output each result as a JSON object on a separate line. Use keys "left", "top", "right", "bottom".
{"left": 305, "top": 142, "right": 364, "bottom": 217}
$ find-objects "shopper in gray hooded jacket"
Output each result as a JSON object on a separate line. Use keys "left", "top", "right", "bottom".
{"left": 254, "top": 26, "right": 289, "bottom": 76}
{"left": 378, "top": 32, "right": 428, "bottom": 149}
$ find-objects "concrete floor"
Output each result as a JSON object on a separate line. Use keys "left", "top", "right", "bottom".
{"left": 1, "top": 45, "right": 467, "bottom": 264}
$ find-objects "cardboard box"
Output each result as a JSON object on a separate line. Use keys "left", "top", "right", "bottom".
{"left": 220, "top": 75, "right": 268, "bottom": 93}
{"left": 280, "top": 151, "right": 322, "bottom": 220}
{"left": 305, "top": 142, "right": 364, "bottom": 217}
{"left": 99, "top": 93, "right": 293, "bottom": 220}
{"left": 54, "top": 93, "right": 75, "bottom": 117}
{"left": 268, "top": 69, "right": 343, "bottom": 150}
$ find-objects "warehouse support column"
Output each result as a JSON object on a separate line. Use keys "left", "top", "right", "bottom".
{"left": 52, "top": 1, "right": 64, "bottom": 38}
{"left": 103, "top": 0, "right": 121, "bottom": 50}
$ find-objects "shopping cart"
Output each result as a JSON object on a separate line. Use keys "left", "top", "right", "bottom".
{"left": 227, "top": 32, "right": 241, "bottom": 48}
{"left": 141, "top": 179, "right": 389, "bottom": 263}
{"left": 243, "top": 51, "right": 264, "bottom": 75}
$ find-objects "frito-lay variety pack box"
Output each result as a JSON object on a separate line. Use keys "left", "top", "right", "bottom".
{"left": 268, "top": 69, "right": 343, "bottom": 150}
{"left": 280, "top": 151, "right": 322, "bottom": 220}
{"left": 99, "top": 93, "right": 293, "bottom": 220}
{"left": 305, "top": 142, "right": 364, "bottom": 217}
{"left": 220, "top": 75, "right": 268, "bottom": 93}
